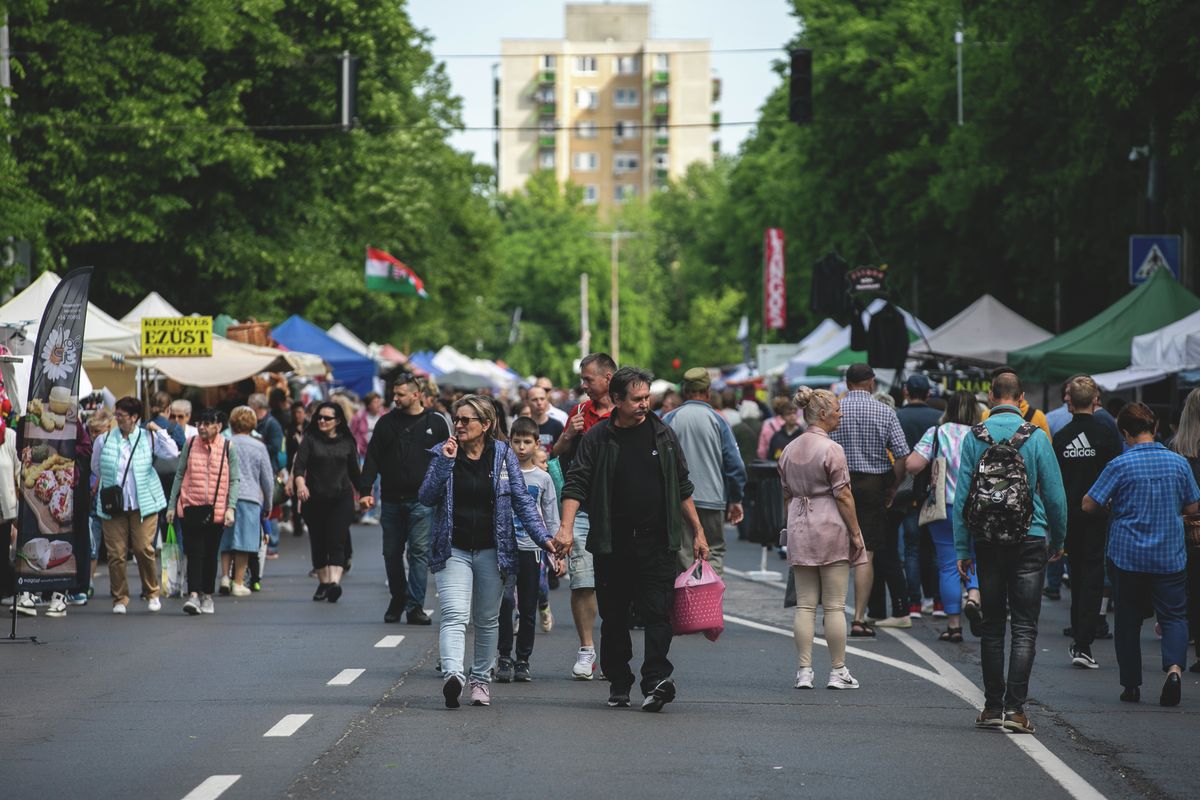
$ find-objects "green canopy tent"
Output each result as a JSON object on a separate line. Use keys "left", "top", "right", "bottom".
{"left": 1008, "top": 269, "right": 1200, "bottom": 383}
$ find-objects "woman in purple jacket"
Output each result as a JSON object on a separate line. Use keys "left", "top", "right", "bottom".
{"left": 419, "top": 395, "right": 556, "bottom": 710}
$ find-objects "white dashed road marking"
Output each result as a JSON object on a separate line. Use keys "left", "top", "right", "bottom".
{"left": 263, "top": 714, "right": 313, "bottom": 737}
{"left": 374, "top": 635, "right": 405, "bottom": 648}
{"left": 327, "top": 668, "right": 365, "bottom": 686}
{"left": 181, "top": 775, "right": 240, "bottom": 800}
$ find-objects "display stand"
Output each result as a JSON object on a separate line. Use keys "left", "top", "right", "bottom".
{"left": 746, "top": 546, "right": 783, "bottom": 583}
{"left": 3, "top": 596, "right": 39, "bottom": 644}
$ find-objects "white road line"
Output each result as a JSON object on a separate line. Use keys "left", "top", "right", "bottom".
{"left": 263, "top": 713, "right": 313, "bottom": 737}
{"left": 724, "top": 566, "right": 788, "bottom": 589}
{"left": 721, "top": 612, "right": 1106, "bottom": 800}
{"left": 181, "top": 775, "right": 240, "bottom": 800}
{"left": 374, "top": 635, "right": 405, "bottom": 648}
{"left": 327, "top": 668, "right": 365, "bottom": 686}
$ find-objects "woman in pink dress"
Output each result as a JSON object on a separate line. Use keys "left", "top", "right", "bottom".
{"left": 778, "top": 387, "right": 868, "bottom": 690}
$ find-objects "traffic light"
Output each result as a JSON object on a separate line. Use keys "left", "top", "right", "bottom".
{"left": 789, "top": 48, "right": 812, "bottom": 125}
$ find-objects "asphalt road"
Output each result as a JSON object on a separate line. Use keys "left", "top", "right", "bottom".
{"left": 2, "top": 525, "right": 1196, "bottom": 800}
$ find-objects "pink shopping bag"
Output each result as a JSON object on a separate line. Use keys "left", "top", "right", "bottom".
{"left": 670, "top": 559, "right": 725, "bottom": 641}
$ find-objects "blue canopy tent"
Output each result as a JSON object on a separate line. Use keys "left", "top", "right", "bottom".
{"left": 407, "top": 350, "right": 442, "bottom": 377}
{"left": 272, "top": 315, "right": 376, "bottom": 397}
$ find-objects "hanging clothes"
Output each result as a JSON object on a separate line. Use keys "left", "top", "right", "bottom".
{"left": 809, "top": 253, "right": 849, "bottom": 317}
{"left": 866, "top": 302, "right": 909, "bottom": 370}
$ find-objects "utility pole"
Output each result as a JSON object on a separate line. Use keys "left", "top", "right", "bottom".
{"left": 579, "top": 272, "right": 590, "bottom": 358}
{"left": 588, "top": 230, "right": 640, "bottom": 363}
{"left": 955, "top": 25, "right": 964, "bottom": 126}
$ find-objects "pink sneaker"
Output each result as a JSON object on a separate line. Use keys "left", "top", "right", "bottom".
{"left": 469, "top": 680, "right": 491, "bottom": 706}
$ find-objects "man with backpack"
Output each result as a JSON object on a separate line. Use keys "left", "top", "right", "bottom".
{"left": 953, "top": 371, "right": 1068, "bottom": 734}
{"left": 359, "top": 374, "right": 450, "bottom": 624}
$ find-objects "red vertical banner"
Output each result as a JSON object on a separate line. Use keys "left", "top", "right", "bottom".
{"left": 763, "top": 228, "right": 786, "bottom": 330}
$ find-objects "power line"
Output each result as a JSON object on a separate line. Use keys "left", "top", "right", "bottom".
{"left": 4, "top": 45, "right": 786, "bottom": 61}
{"left": 14, "top": 118, "right": 777, "bottom": 135}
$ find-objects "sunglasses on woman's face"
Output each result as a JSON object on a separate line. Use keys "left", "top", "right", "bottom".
{"left": 317, "top": 415, "right": 337, "bottom": 422}
{"left": 452, "top": 416, "right": 480, "bottom": 426}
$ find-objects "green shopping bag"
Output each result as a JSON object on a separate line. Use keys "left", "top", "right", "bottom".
{"left": 160, "top": 523, "right": 186, "bottom": 598}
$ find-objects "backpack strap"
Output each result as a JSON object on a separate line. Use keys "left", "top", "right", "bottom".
{"left": 1023, "top": 406, "right": 1037, "bottom": 423}
{"left": 970, "top": 423, "right": 994, "bottom": 446}
{"left": 1007, "top": 422, "right": 1037, "bottom": 450}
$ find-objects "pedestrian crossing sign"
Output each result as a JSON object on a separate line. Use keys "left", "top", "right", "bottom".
{"left": 1129, "top": 235, "right": 1180, "bottom": 285}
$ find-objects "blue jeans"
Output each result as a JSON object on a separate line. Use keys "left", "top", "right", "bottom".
{"left": 928, "top": 519, "right": 977, "bottom": 615}
{"left": 1044, "top": 558, "right": 1064, "bottom": 592}
{"left": 976, "top": 539, "right": 1047, "bottom": 713}
{"left": 901, "top": 509, "right": 938, "bottom": 605}
{"left": 435, "top": 547, "right": 505, "bottom": 683}
{"left": 381, "top": 500, "right": 433, "bottom": 611}
{"left": 1109, "top": 559, "right": 1188, "bottom": 688}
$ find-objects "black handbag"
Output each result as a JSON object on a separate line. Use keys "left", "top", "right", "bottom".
{"left": 100, "top": 430, "right": 141, "bottom": 516}
{"left": 182, "top": 440, "right": 227, "bottom": 526}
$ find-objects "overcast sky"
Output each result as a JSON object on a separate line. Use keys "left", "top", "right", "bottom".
{"left": 407, "top": 0, "right": 798, "bottom": 164}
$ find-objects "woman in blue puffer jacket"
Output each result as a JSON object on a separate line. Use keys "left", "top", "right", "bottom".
{"left": 419, "top": 394, "right": 555, "bottom": 710}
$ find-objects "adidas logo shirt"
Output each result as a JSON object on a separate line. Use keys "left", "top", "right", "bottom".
{"left": 1052, "top": 413, "right": 1122, "bottom": 510}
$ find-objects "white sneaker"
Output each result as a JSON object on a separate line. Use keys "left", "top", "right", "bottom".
{"left": 219, "top": 576, "right": 233, "bottom": 595}
{"left": 921, "top": 598, "right": 934, "bottom": 615}
{"left": 874, "top": 616, "right": 913, "bottom": 629}
{"left": 200, "top": 595, "right": 215, "bottom": 614}
{"left": 827, "top": 666, "right": 860, "bottom": 690}
{"left": 539, "top": 605, "right": 554, "bottom": 632}
{"left": 182, "top": 595, "right": 201, "bottom": 616}
{"left": 112, "top": 603, "right": 128, "bottom": 615}
{"left": 147, "top": 597, "right": 162, "bottom": 612}
{"left": 794, "top": 667, "right": 815, "bottom": 689}
{"left": 45, "top": 593, "right": 67, "bottom": 617}
{"left": 230, "top": 583, "right": 251, "bottom": 597}
{"left": 1, "top": 595, "right": 14, "bottom": 606}
{"left": 572, "top": 647, "right": 597, "bottom": 680}
{"left": 15, "top": 593, "right": 37, "bottom": 616}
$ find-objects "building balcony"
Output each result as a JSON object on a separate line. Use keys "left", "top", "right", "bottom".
{"left": 711, "top": 140, "right": 720, "bottom": 154}
{"left": 540, "top": 70, "right": 556, "bottom": 84}
{"left": 653, "top": 102, "right": 669, "bottom": 116}
{"left": 538, "top": 135, "right": 556, "bottom": 148}
{"left": 653, "top": 71, "right": 669, "bottom": 84}
{"left": 711, "top": 112, "right": 721, "bottom": 130}
{"left": 655, "top": 168, "right": 669, "bottom": 182}
{"left": 712, "top": 77, "right": 722, "bottom": 102}
{"left": 654, "top": 134, "right": 669, "bottom": 147}
{"left": 539, "top": 102, "right": 556, "bottom": 116}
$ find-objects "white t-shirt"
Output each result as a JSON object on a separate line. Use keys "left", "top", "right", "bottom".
{"left": 514, "top": 467, "right": 560, "bottom": 552}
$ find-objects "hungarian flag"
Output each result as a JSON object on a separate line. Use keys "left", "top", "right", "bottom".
{"left": 365, "top": 247, "right": 428, "bottom": 298}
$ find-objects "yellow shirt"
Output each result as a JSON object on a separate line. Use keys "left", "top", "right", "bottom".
{"left": 981, "top": 399, "right": 1052, "bottom": 441}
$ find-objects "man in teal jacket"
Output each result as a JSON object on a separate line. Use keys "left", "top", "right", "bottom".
{"left": 953, "top": 370, "right": 1067, "bottom": 735}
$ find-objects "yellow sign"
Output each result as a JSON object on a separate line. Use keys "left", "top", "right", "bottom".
{"left": 140, "top": 316, "right": 214, "bottom": 357}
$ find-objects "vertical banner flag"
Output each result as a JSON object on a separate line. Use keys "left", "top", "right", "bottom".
{"left": 365, "top": 247, "right": 428, "bottom": 298}
{"left": 764, "top": 228, "right": 786, "bottom": 330}
{"left": 14, "top": 267, "right": 93, "bottom": 592}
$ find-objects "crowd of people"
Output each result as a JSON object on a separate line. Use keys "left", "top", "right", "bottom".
{"left": 4, "top": 354, "right": 1200, "bottom": 726}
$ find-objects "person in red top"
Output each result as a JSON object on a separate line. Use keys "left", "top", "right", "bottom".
{"left": 551, "top": 353, "right": 615, "bottom": 679}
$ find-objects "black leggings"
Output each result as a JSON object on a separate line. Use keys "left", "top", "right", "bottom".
{"left": 183, "top": 520, "right": 223, "bottom": 595}
{"left": 304, "top": 494, "right": 354, "bottom": 569}
{"left": 499, "top": 550, "right": 541, "bottom": 661}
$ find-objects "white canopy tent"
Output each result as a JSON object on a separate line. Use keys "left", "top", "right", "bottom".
{"left": 1091, "top": 367, "right": 1169, "bottom": 393}
{"left": 762, "top": 319, "right": 848, "bottom": 377}
{"left": 0, "top": 271, "right": 139, "bottom": 359}
{"left": 120, "top": 291, "right": 184, "bottom": 327}
{"left": 1130, "top": 309, "right": 1200, "bottom": 371}
{"left": 909, "top": 295, "right": 1051, "bottom": 365}
{"left": 326, "top": 323, "right": 370, "bottom": 356}
{"left": 432, "top": 345, "right": 519, "bottom": 390}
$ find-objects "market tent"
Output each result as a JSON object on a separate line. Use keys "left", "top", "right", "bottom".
{"left": 377, "top": 343, "right": 408, "bottom": 367}
{"left": 780, "top": 322, "right": 852, "bottom": 381}
{"left": 909, "top": 295, "right": 1052, "bottom": 364}
{"left": 1091, "top": 367, "right": 1169, "bottom": 393}
{"left": 120, "top": 291, "right": 183, "bottom": 326}
{"left": 326, "top": 322, "right": 370, "bottom": 356}
{"left": 1009, "top": 269, "right": 1200, "bottom": 382}
{"left": 408, "top": 350, "right": 441, "bottom": 376}
{"left": 0, "top": 271, "right": 138, "bottom": 356}
{"left": 272, "top": 315, "right": 376, "bottom": 396}
{"left": 1130, "top": 308, "right": 1200, "bottom": 371}
{"left": 432, "top": 345, "right": 518, "bottom": 390}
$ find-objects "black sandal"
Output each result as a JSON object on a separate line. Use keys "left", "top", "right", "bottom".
{"left": 938, "top": 627, "right": 963, "bottom": 643}
{"left": 963, "top": 599, "right": 983, "bottom": 637}
{"left": 850, "top": 620, "right": 876, "bottom": 638}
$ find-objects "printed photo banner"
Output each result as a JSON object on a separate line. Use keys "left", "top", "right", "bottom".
{"left": 14, "top": 267, "right": 93, "bottom": 591}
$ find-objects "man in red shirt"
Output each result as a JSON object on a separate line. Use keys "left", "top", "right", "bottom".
{"left": 552, "top": 353, "right": 616, "bottom": 679}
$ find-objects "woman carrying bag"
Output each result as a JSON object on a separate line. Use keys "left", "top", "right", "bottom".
{"left": 776, "top": 387, "right": 866, "bottom": 690}
{"left": 905, "top": 390, "right": 983, "bottom": 643}
{"left": 293, "top": 401, "right": 364, "bottom": 603}
{"left": 168, "top": 409, "right": 239, "bottom": 616}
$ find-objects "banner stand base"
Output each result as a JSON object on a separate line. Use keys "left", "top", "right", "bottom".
{"left": 4, "top": 603, "right": 42, "bottom": 644}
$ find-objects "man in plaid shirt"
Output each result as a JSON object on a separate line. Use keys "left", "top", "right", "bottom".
{"left": 830, "top": 364, "right": 910, "bottom": 635}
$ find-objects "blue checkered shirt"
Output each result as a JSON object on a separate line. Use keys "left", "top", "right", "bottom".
{"left": 829, "top": 390, "right": 910, "bottom": 474}
{"left": 1086, "top": 442, "right": 1200, "bottom": 574}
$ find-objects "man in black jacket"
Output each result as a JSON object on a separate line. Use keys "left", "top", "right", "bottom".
{"left": 360, "top": 375, "right": 450, "bottom": 624}
{"left": 553, "top": 366, "right": 709, "bottom": 712}
{"left": 1053, "top": 376, "right": 1121, "bottom": 669}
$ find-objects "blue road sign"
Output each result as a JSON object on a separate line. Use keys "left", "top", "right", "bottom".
{"left": 1129, "top": 235, "right": 1181, "bottom": 285}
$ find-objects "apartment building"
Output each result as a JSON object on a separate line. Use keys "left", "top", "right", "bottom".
{"left": 497, "top": 3, "right": 719, "bottom": 213}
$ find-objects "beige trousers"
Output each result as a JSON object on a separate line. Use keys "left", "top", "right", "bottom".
{"left": 792, "top": 561, "right": 850, "bottom": 669}
{"left": 678, "top": 507, "right": 727, "bottom": 575}
{"left": 103, "top": 510, "right": 160, "bottom": 605}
